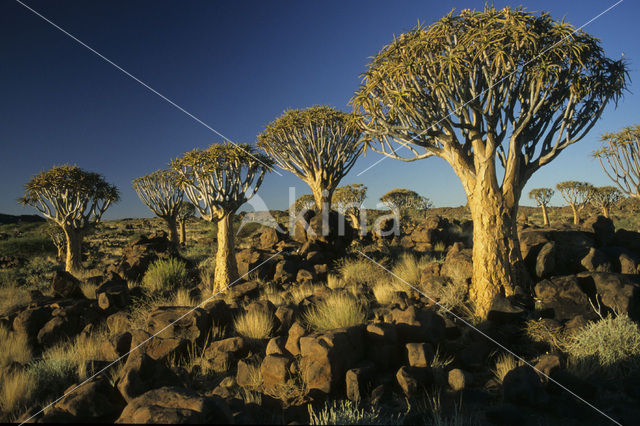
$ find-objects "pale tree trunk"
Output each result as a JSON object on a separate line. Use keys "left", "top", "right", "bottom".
{"left": 63, "top": 227, "right": 83, "bottom": 273}
{"left": 602, "top": 206, "right": 610, "bottom": 218}
{"left": 165, "top": 217, "right": 179, "bottom": 245}
{"left": 310, "top": 182, "right": 333, "bottom": 217}
{"left": 348, "top": 213, "right": 362, "bottom": 237}
{"left": 570, "top": 204, "right": 579, "bottom": 225}
{"left": 179, "top": 220, "right": 187, "bottom": 246}
{"left": 214, "top": 213, "right": 239, "bottom": 293}
{"left": 541, "top": 204, "right": 550, "bottom": 227}
{"left": 56, "top": 244, "right": 65, "bottom": 263}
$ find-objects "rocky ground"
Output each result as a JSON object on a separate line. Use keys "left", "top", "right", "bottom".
{"left": 1, "top": 206, "right": 640, "bottom": 424}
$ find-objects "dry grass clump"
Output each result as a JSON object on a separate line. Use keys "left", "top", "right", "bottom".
{"left": 0, "top": 369, "right": 36, "bottom": 419}
{"left": 171, "top": 288, "right": 198, "bottom": 307}
{"left": 491, "top": 353, "right": 524, "bottom": 383}
{"left": 566, "top": 314, "right": 640, "bottom": 380}
{"left": 309, "top": 399, "right": 397, "bottom": 425}
{"left": 431, "top": 346, "right": 454, "bottom": 369}
{"left": 142, "top": 257, "right": 189, "bottom": 292}
{"left": 0, "top": 326, "right": 32, "bottom": 370}
{"left": 0, "top": 286, "right": 30, "bottom": 315}
{"left": 337, "top": 258, "right": 380, "bottom": 287}
{"left": 261, "top": 283, "right": 286, "bottom": 306}
{"left": 391, "top": 253, "right": 433, "bottom": 287}
{"left": 234, "top": 309, "right": 275, "bottom": 340}
{"left": 304, "top": 293, "right": 366, "bottom": 332}
{"left": 372, "top": 279, "right": 399, "bottom": 305}
{"left": 289, "top": 283, "right": 324, "bottom": 304}
{"left": 327, "top": 273, "right": 346, "bottom": 290}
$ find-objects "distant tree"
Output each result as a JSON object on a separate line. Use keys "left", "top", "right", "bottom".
{"left": 528, "top": 188, "right": 554, "bottom": 226}
{"left": 589, "top": 186, "right": 623, "bottom": 218}
{"left": 353, "top": 7, "right": 626, "bottom": 318}
{"left": 380, "top": 188, "right": 432, "bottom": 225}
{"left": 333, "top": 184, "right": 368, "bottom": 233}
{"left": 176, "top": 201, "right": 196, "bottom": 246}
{"left": 132, "top": 169, "right": 184, "bottom": 245}
{"left": 45, "top": 220, "right": 66, "bottom": 263}
{"left": 291, "top": 194, "right": 315, "bottom": 215}
{"left": 556, "top": 181, "right": 594, "bottom": 225}
{"left": 593, "top": 125, "right": 640, "bottom": 199}
{"left": 19, "top": 165, "right": 119, "bottom": 272}
{"left": 171, "top": 143, "right": 273, "bottom": 292}
{"left": 258, "top": 106, "right": 363, "bottom": 216}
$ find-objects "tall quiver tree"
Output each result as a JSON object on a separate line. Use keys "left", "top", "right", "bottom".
{"left": 132, "top": 169, "right": 184, "bottom": 245}
{"left": 176, "top": 201, "right": 196, "bottom": 246}
{"left": 528, "top": 188, "right": 554, "bottom": 226}
{"left": 333, "top": 184, "right": 368, "bottom": 234}
{"left": 589, "top": 186, "right": 623, "bottom": 218}
{"left": 171, "top": 143, "right": 273, "bottom": 292}
{"left": 556, "top": 181, "right": 594, "bottom": 225}
{"left": 257, "top": 106, "right": 363, "bottom": 217}
{"left": 593, "top": 125, "right": 640, "bottom": 198}
{"left": 353, "top": 7, "right": 627, "bottom": 318}
{"left": 19, "top": 165, "right": 119, "bottom": 272}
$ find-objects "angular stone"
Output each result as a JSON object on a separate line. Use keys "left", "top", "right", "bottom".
{"left": 117, "top": 354, "right": 182, "bottom": 402}
{"left": 448, "top": 368, "right": 472, "bottom": 391}
{"left": 51, "top": 270, "right": 85, "bottom": 299}
{"left": 261, "top": 355, "right": 292, "bottom": 393}
{"left": 406, "top": 342, "right": 434, "bottom": 368}
{"left": 284, "top": 322, "right": 306, "bottom": 356}
{"left": 346, "top": 363, "right": 375, "bottom": 402}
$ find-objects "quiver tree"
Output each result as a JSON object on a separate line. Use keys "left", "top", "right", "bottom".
{"left": 594, "top": 125, "right": 640, "bottom": 198}
{"left": 291, "top": 194, "right": 315, "bottom": 215}
{"left": 352, "top": 6, "right": 626, "bottom": 318}
{"left": 333, "top": 184, "right": 368, "bottom": 233}
{"left": 556, "top": 181, "right": 594, "bottom": 224}
{"left": 171, "top": 143, "right": 273, "bottom": 292}
{"left": 589, "top": 186, "right": 623, "bottom": 218}
{"left": 132, "top": 169, "right": 184, "bottom": 244}
{"left": 380, "top": 188, "right": 432, "bottom": 222}
{"left": 528, "top": 188, "right": 554, "bottom": 226}
{"left": 45, "top": 220, "right": 66, "bottom": 262}
{"left": 19, "top": 165, "right": 119, "bottom": 272}
{"left": 176, "top": 201, "right": 196, "bottom": 246}
{"left": 257, "top": 106, "right": 363, "bottom": 216}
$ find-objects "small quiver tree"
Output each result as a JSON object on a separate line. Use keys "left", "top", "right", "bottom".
{"left": 333, "top": 184, "right": 368, "bottom": 234}
{"left": 556, "top": 181, "right": 594, "bottom": 225}
{"left": 132, "top": 169, "right": 184, "bottom": 245}
{"left": 45, "top": 220, "right": 66, "bottom": 263}
{"left": 352, "top": 6, "right": 626, "bottom": 318}
{"left": 176, "top": 201, "right": 196, "bottom": 246}
{"left": 589, "top": 186, "right": 623, "bottom": 218}
{"left": 19, "top": 165, "right": 119, "bottom": 272}
{"left": 291, "top": 194, "right": 315, "bottom": 215}
{"left": 380, "top": 188, "right": 432, "bottom": 224}
{"left": 594, "top": 125, "right": 640, "bottom": 199}
{"left": 171, "top": 143, "right": 273, "bottom": 292}
{"left": 258, "top": 106, "right": 363, "bottom": 217}
{"left": 528, "top": 188, "right": 554, "bottom": 226}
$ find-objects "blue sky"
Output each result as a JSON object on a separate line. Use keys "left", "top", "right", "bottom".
{"left": 1, "top": 0, "right": 639, "bottom": 219}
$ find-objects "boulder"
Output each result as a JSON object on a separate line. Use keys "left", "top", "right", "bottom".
{"left": 236, "top": 248, "right": 276, "bottom": 280}
{"left": 259, "top": 227, "right": 286, "bottom": 250}
{"left": 116, "top": 386, "right": 232, "bottom": 424}
{"left": 284, "top": 322, "right": 307, "bottom": 356}
{"left": 109, "top": 232, "right": 180, "bottom": 283}
{"left": 448, "top": 368, "right": 473, "bottom": 391}
{"left": 613, "top": 229, "right": 640, "bottom": 254}
{"left": 96, "top": 273, "right": 130, "bottom": 311}
{"left": 441, "top": 249, "right": 473, "bottom": 287}
{"left": 345, "top": 362, "right": 375, "bottom": 402}
{"left": 129, "top": 329, "right": 188, "bottom": 362}
{"left": 117, "top": 354, "right": 182, "bottom": 402}
{"left": 293, "top": 209, "right": 316, "bottom": 243}
{"left": 406, "top": 342, "right": 434, "bottom": 368}
{"left": 577, "top": 272, "right": 640, "bottom": 319}
{"left": 396, "top": 365, "right": 429, "bottom": 397}
{"left": 204, "top": 337, "right": 249, "bottom": 371}
{"left": 582, "top": 216, "right": 615, "bottom": 247}
{"left": 533, "top": 354, "right": 561, "bottom": 384}
{"left": 502, "top": 365, "right": 546, "bottom": 406}
{"left": 535, "top": 242, "right": 556, "bottom": 278}
{"left": 534, "top": 276, "right": 595, "bottom": 321}
{"left": 53, "top": 378, "right": 125, "bottom": 422}
{"left": 51, "top": 270, "right": 85, "bottom": 299}
{"left": 389, "top": 306, "right": 446, "bottom": 343}
{"left": 580, "top": 248, "right": 612, "bottom": 272}
{"left": 12, "top": 306, "right": 52, "bottom": 344}
{"left": 145, "top": 306, "right": 210, "bottom": 345}
{"left": 261, "top": 355, "right": 292, "bottom": 393}
{"left": 601, "top": 246, "right": 640, "bottom": 274}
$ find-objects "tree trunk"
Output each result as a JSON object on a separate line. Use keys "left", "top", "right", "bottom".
{"left": 214, "top": 213, "right": 239, "bottom": 293}
{"left": 602, "top": 206, "right": 610, "bottom": 218}
{"left": 310, "top": 183, "right": 333, "bottom": 216}
{"left": 179, "top": 220, "right": 187, "bottom": 246}
{"left": 541, "top": 204, "right": 549, "bottom": 227}
{"left": 467, "top": 192, "right": 524, "bottom": 318}
{"left": 63, "top": 227, "right": 83, "bottom": 273}
{"left": 348, "top": 213, "right": 362, "bottom": 237}
{"left": 56, "top": 244, "right": 65, "bottom": 263}
{"left": 570, "top": 204, "right": 579, "bottom": 225}
{"left": 166, "top": 217, "right": 179, "bottom": 245}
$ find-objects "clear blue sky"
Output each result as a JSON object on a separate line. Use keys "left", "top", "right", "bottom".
{"left": 1, "top": 0, "right": 639, "bottom": 219}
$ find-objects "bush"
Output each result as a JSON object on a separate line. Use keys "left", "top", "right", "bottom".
{"left": 566, "top": 314, "right": 640, "bottom": 379}
{"left": 304, "top": 293, "right": 366, "bottom": 332}
{"left": 309, "top": 400, "right": 401, "bottom": 425}
{"left": 142, "top": 258, "right": 189, "bottom": 292}
{"left": 0, "top": 326, "right": 32, "bottom": 371}
{"left": 392, "top": 253, "right": 433, "bottom": 287}
{"left": 338, "top": 258, "right": 380, "bottom": 287}
{"left": 234, "top": 309, "right": 274, "bottom": 340}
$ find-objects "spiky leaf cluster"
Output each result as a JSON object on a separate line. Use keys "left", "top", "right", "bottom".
{"left": 556, "top": 181, "right": 594, "bottom": 207}
{"left": 132, "top": 169, "right": 184, "bottom": 220}
{"left": 529, "top": 188, "right": 554, "bottom": 207}
{"left": 19, "top": 165, "right": 119, "bottom": 230}
{"left": 594, "top": 125, "right": 640, "bottom": 198}
{"left": 353, "top": 6, "right": 627, "bottom": 193}
{"left": 171, "top": 143, "right": 273, "bottom": 221}
{"left": 257, "top": 106, "right": 363, "bottom": 192}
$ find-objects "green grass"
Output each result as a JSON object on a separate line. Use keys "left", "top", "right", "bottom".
{"left": 0, "top": 232, "right": 54, "bottom": 258}
{"left": 142, "top": 257, "right": 189, "bottom": 292}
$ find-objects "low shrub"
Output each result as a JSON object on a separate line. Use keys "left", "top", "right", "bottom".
{"left": 566, "top": 314, "right": 640, "bottom": 380}
{"left": 309, "top": 399, "right": 400, "bottom": 425}
{"left": 304, "top": 293, "right": 366, "bottom": 332}
{"left": 142, "top": 258, "right": 189, "bottom": 292}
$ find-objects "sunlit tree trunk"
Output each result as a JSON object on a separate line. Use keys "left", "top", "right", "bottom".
{"left": 179, "top": 220, "right": 187, "bottom": 246}
{"left": 165, "top": 216, "right": 179, "bottom": 245}
{"left": 602, "top": 206, "right": 610, "bottom": 218}
{"left": 541, "top": 205, "right": 550, "bottom": 227}
{"left": 63, "top": 227, "right": 83, "bottom": 273}
{"left": 214, "top": 214, "right": 239, "bottom": 292}
{"left": 570, "top": 204, "right": 579, "bottom": 225}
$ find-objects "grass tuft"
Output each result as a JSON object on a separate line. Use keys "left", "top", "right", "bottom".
{"left": 304, "top": 292, "right": 366, "bottom": 332}
{"left": 142, "top": 257, "right": 189, "bottom": 292}
{"left": 234, "top": 309, "right": 274, "bottom": 340}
